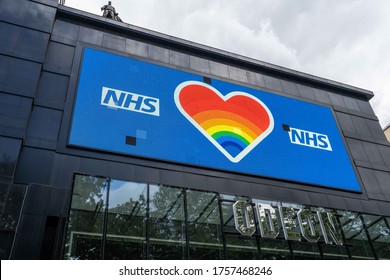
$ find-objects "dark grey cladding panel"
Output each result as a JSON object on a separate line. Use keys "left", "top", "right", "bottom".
{"left": 206, "top": 177, "right": 231, "bottom": 194}
{"left": 183, "top": 173, "right": 208, "bottom": 190}
{"left": 308, "top": 192, "right": 329, "bottom": 208}
{"left": 313, "top": 88, "right": 332, "bottom": 105}
{"left": 357, "top": 167, "right": 383, "bottom": 199}
{"left": 288, "top": 189, "right": 311, "bottom": 205}
{"left": 280, "top": 80, "right": 300, "bottom": 97}
{"left": 0, "top": 0, "right": 56, "bottom": 32}
{"left": 335, "top": 112, "right": 357, "bottom": 135}
{"left": 52, "top": 20, "right": 80, "bottom": 45}
{"left": 228, "top": 66, "right": 248, "bottom": 83}
{"left": 43, "top": 42, "right": 75, "bottom": 75}
{"left": 11, "top": 214, "right": 46, "bottom": 260}
{"left": 78, "top": 26, "right": 103, "bottom": 46}
{"left": 25, "top": 1, "right": 57, "bottom": 31}
{"left": 378, "top": 145, "right": 390, "bottom": 168}
{"left": 25, "top": 106, "right": 63, "bottom": 150}
{"left": 126, "top": 39, "right": 149, "bottom": 58}
{"left": 0, "top": 55, "right": 41, "bottom": 97}
{"left": 169, "top": 50, "right": 190, "bottom": 68}
{"left": 246, "top": 71, "right": 266, "bottom": 88}
{"left": 189, "top": 56, "right": 210, "bottom": 74}
{"left": 209, "top": 61, "right": 229, "bottom": 79}
{"left": 356, "top": 99, "right": 375, "bottom": 116}
{"left": 160, "top": 169, "right": 185, "bottom": 187}
{"left": 0, "top": 0, "right": 29, "bottom": 25}
{"left": 361, "top": 200, "right": 381, "bottom": 215}
{"left": 263, "top": 75, "right": 283, "bottom": 92}
{"left": 14, "top": 147, "right": 54, "bottom": 185}
{"left": 361, "top": 142, "right": 386, "bottom": 168}
{"left": 79, "top": 157, "right": 110, "bottom": 177}
{"left": 0, "top": 93, "right": 32, "bottom": 138}
{"left": 47, "top": 187, "right": 68, "bottom": 216}
{"left": 0, "top": 22, "right": 50, "bottom": 63}
{"left": 49, "top": 154, "right": 80, "bottom": 188}
{"left": 103, "top": 33, "right": 126, "bottom": 53}
{"left": 366, "top": 119, "right": 388, "bottom": 142}
{"left": 376, "top": 201, "right": 390, "bottom": 216}
{"left": 343, "top": 95, "right": 361, "bottom": 112}
{"left": 35, "top": 72, "right": 69, "bottom": 110}
{"left": 0, "top": 137, "right": 22, "bottom": 183}
{"left": 374, "top": 170, "right": 390, "bottom": 196}
{"left": 297, "top": 84, "right": 315, "bottom": 101}
{"left": 350, "top": 115, "right": 373, "bottom": 140}
{"left": 326, "top": 194, "right": 347, "bottom": 211}
{"left": 0, "top": 183, "right": 26, "bottom": 231}
{"left": 22, "top": 184, "right": 50, "bottom": 215}
{"left": 148, "top": 44, "right": 170, "bottom": 64}
{"left": 30, "top": 0, "right": 58, "bottom": 7}
{"left": 22, "top": 183, "right": 68, "bottom": 217}
{"left": 329, "top": 92, "right": 346, "bottom": 108}
{"left": 346, "top": 138, "right": 369, "bottom": 163}
{"left": 133, "top": 165, "right": 159, "bottom": 184}
{"left": 343, "top": 197, "right": 364, "bottom": 213}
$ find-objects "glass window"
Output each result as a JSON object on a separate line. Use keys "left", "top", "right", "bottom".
{"left": 0, "top": 137, "right": 21, "bottom": 182}
{"left": 148, "top": 184, "right": 186, "bottom": 259}
{"left": 338, "top": 211, "right": 375, "bottom": 259}
{"left": 186, "top": 190, "right": 223, "bottom": 259}
{"left": 291, "top": 241, "right": 321, "bottom": 259}
{"left": 259, "top": 238, "right": 291, "bottom": 260}
{"left": 362, "top": 214, "right": 390, "bottom": 260}
{"left": 64, "top": 175, "right": 108, "bottom": 259}
{"left": 220, "top": 197, "right": 258, "bottom": 259}
{"left": 225, "top": 234, "right": 259, "bottom": 259}
{"left": 105, "top": 180, "right": 147, "bottom": 260}
{"left": 320, "top": 243, "right": 350, "bottom": 259}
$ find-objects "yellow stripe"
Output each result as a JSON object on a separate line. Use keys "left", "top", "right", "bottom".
{"left": 206, "top": 125, "right": 254, "bottom": 143}
{"left": 200, "top": 118, "right": 258, "bottom": 140}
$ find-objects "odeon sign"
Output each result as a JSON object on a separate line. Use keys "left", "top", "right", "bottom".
{"left": 232, "top": 200, "right": 343, "bottom": 245}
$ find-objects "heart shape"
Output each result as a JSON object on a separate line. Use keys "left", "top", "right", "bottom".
{"left": 174, "top": 81, "right": 274, "bottom": 163}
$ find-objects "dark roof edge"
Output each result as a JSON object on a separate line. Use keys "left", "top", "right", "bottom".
{"left": 57, "top": 6, "right": 374, "bottom": 101}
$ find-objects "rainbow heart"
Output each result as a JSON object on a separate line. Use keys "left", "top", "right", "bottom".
{"left": 174, "top": 81, "right": 274, "bottom": 163}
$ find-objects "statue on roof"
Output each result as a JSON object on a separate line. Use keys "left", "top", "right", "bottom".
{"left": 101, "top": 1, "right": 123, "bottom": 22}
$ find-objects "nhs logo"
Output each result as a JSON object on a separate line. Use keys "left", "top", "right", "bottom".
{"left": 286, "top": 126, "right": 332, "bottom": 151}
{"left": 101, "top": 87, "right": 160, "bottom": 116}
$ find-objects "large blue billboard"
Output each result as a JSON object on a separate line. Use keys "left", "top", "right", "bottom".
{"left": 69, "top": 48, "right": 361, "bottom": 192}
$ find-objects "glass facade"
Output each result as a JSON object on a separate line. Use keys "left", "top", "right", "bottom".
{"left": 64, "top": 174, "right": 390, "bottom": 260}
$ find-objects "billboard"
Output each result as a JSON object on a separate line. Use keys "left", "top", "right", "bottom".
{"left": 69, "top": 48, "right": 361, "bottom": 192}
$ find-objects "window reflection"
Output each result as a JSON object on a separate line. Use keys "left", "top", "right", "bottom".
{"left": 338, "top": 211, "right": 374, "bottom": 259}
{"left": 362, "top": 214, "right": 390, "bottom": 259}
{"left": 64, "top": 175, "right": 108, "bottom": 259}
{"left": 148, "top": 185, "right": 186, "bottom": 259}
{"left": 187, "top": 190, "right": 223, "bottom": 259}
{"left": 64, "top": 174, "right": 390, "bottom": 260}
{"left": 105, "top": 180, "right": 147, "bottom": 260}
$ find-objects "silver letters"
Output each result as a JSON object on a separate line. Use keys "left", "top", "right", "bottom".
{"left": 232, "top": 200, "right": 343, "bottom": 245}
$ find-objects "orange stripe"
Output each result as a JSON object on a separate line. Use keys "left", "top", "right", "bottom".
{"left": 193, "top": 110, "right": 263, "bottom": 136}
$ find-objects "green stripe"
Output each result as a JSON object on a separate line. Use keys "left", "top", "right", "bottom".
{"left": 211, "top": 131, "right": 251, "bottom": 146}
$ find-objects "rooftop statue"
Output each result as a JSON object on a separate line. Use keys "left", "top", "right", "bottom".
{"left": 101, "top": 1, "right": 123, "bottom": 22}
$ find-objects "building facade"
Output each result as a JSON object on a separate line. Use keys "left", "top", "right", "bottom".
{"left": 1, "top": 0, "right": 390, "bottom": 260}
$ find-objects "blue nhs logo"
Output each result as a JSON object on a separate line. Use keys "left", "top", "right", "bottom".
{"left": 288, "top": 127, "right": 332, "bottom": 151}
{"left": 101, "top": 87, "right": 160, "bottom": 116}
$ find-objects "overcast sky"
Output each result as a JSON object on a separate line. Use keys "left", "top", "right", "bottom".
{"left": 64, "top": 0, "right": 390, "bottom": 128}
